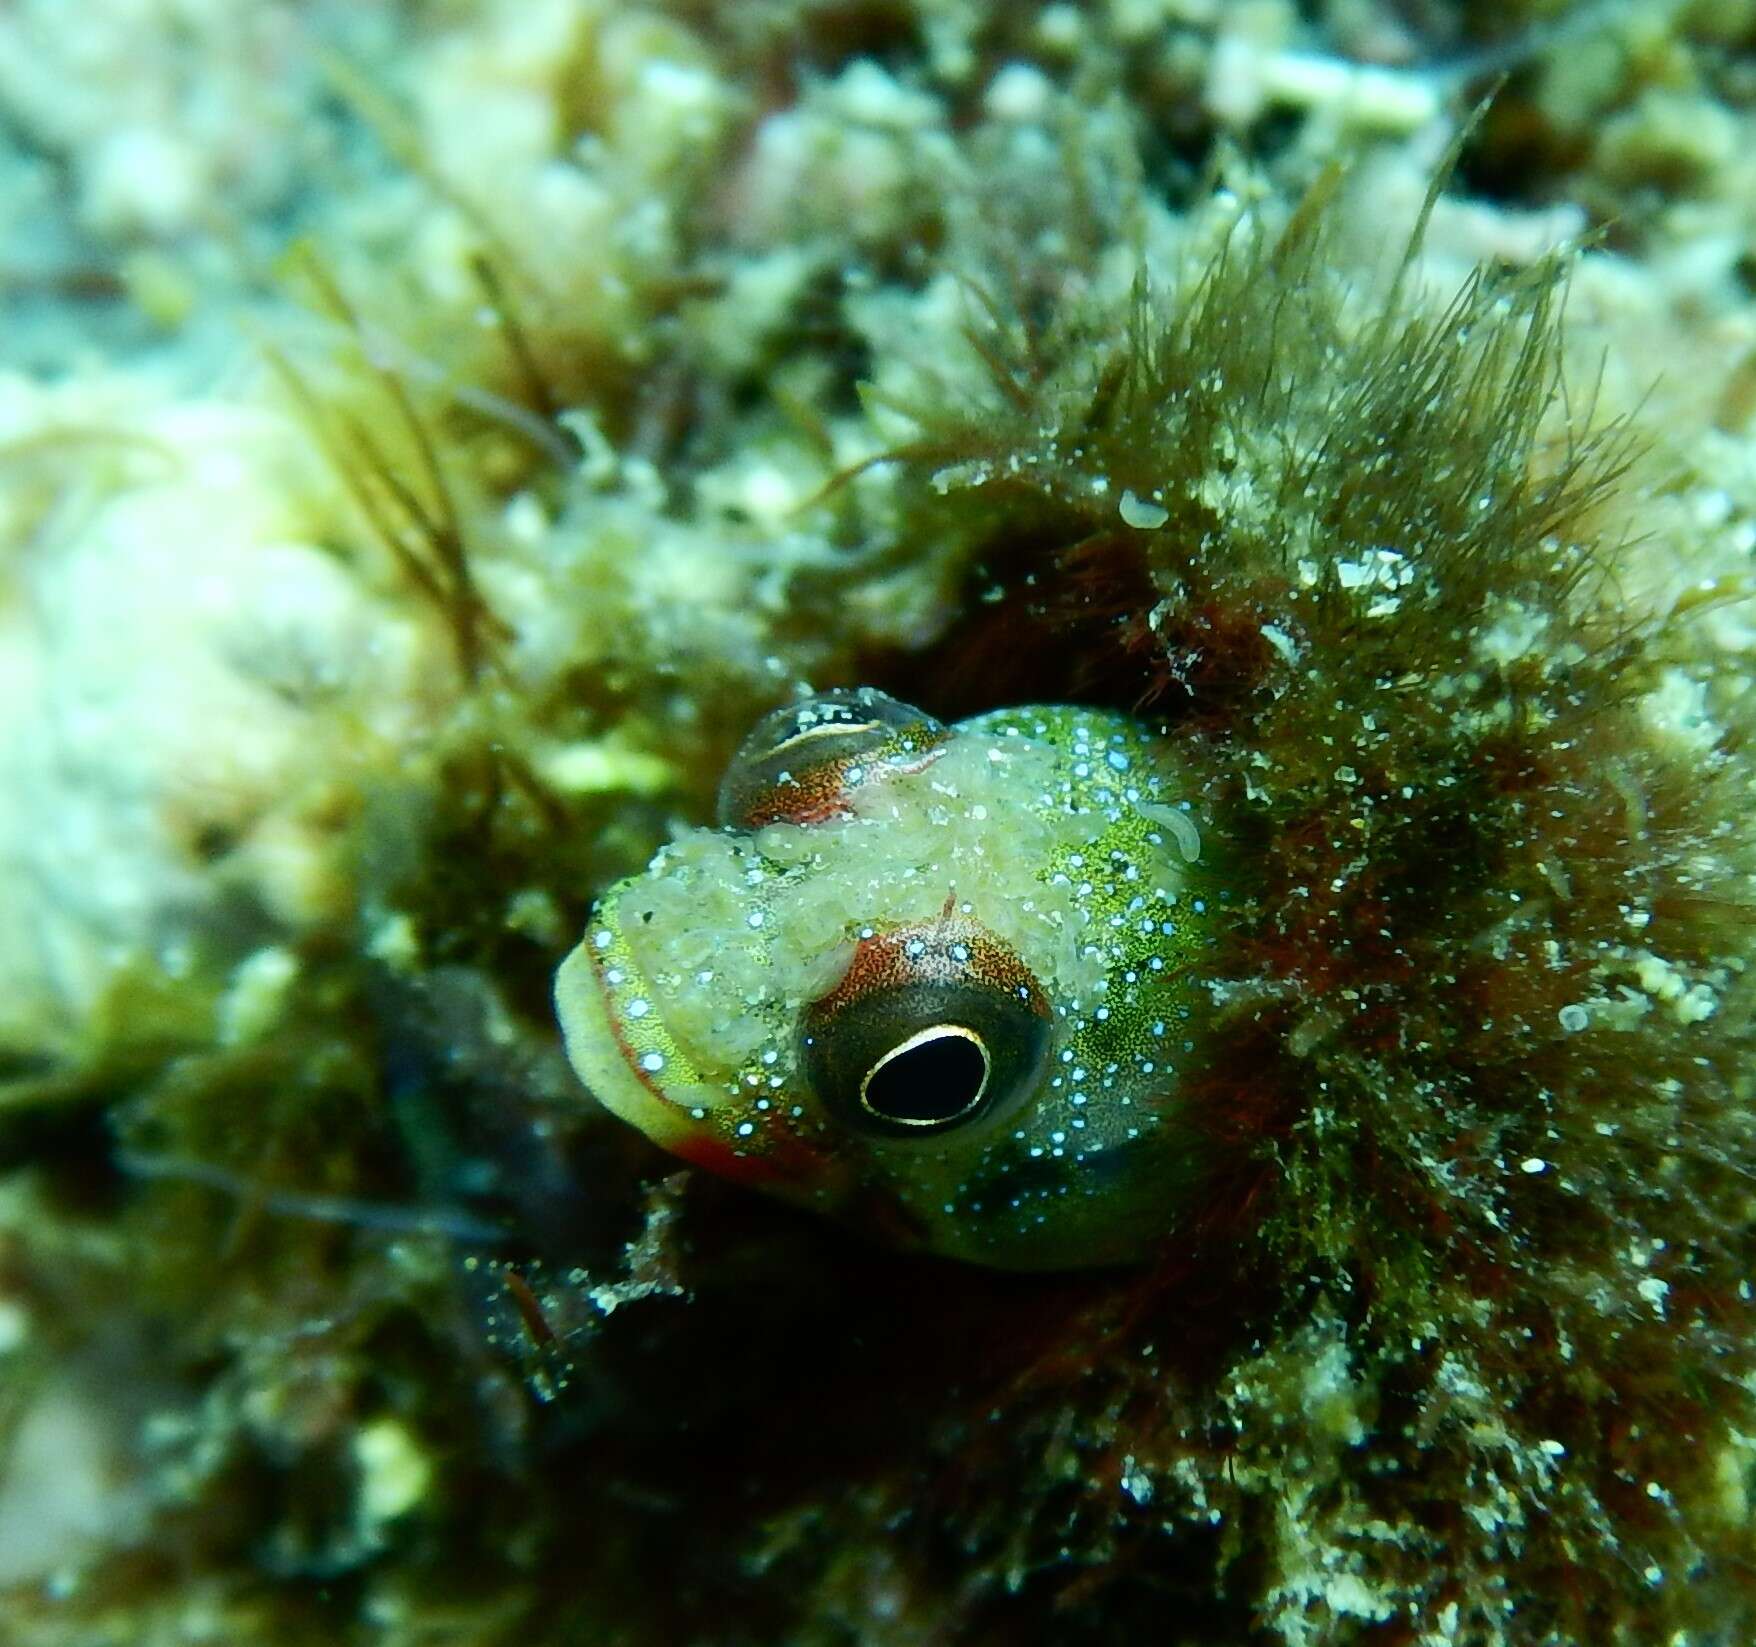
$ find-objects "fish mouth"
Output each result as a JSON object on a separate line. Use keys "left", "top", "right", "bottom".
{"left": 554, "top": 921, "right": 697, "bottom": 1153}
{"left": 553, "top": 909, "right": 846, "bottom": 1200}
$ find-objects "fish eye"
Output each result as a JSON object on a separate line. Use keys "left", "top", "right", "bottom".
{"left": 860, "top": 1024, "right": 990, "bottom": 1128}
{"left": 801, "top": 919, "right": 1052, "bottom": 1140}
{"left": 716, "top": 688, "right": 949, "bottom": 829}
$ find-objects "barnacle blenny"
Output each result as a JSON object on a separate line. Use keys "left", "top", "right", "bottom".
{"left": 555, "top": 688, "right": 1216, "bottom": 1268}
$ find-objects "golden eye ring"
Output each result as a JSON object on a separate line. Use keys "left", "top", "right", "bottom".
{"left": 858, "top": 1023, "right": 991, "bottom": 1130}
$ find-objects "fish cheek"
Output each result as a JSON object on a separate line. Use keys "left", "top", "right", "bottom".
{"left": 934, "top": 1137, "right": 1184, "bottom": 1270}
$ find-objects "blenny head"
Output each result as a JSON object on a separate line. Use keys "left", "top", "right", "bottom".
{"left": 555, "top": 688, "right": 1217, "bottom": 1269}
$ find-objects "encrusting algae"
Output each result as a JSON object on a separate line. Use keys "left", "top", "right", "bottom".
{"left": 1, "top": 3, "right": 1755, "bottom": 1645}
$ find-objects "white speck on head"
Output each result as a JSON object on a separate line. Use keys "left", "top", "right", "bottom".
{"left": 1118, "top": 489, "right": 1169, "bottom": 530}
{"left": 1136, "top": 801, "right": 1200, "bottom": 862}
{"left": 1520, "top": 1157, "right": 1547, "bottom": 1175}
{"left": 640, "top": 1051, "right": 665, "bottom": 1073}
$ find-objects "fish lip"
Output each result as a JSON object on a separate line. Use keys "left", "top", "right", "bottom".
{"left": 554, "top": 925, "right": 693, "bottom": 1152}
{"left": 581, "top": 934, "right": 674, "bottom": 1107}
{"left": 554, "top": 918, "right": 845, "bottom": 1199}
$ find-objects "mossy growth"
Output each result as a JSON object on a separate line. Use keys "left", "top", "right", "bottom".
{"left": 841, "top": 163, "right": 1756, "bottom": 1641}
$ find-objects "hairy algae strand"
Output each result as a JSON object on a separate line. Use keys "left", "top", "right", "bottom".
{"left": 818, "top": 169, "right": 1756, "bottom": 1641}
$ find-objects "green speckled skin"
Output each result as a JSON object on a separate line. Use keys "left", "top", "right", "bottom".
{"left": 555, "top": 700, "right": 1219, "bottom": 1268}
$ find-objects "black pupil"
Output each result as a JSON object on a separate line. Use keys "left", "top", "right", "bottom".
{"left": 864, "top": 1031, "right": 987, "bottom": 1126}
